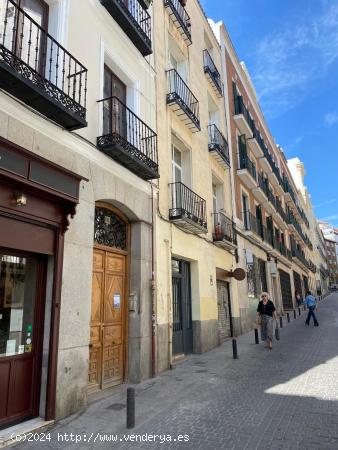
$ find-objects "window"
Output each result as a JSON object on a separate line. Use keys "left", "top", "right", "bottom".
{"left": 246, "top": 251, "right": 259, "bottom": 298}
{"left": 258, "top": 259, "right": 268, "bottom": 293}
{"left": 171, "top": 135, "right": 191, "bottom": 187}
{"left": 242, "top": 193, "right": 249, "bottom": 229}
{"left": 172, "top": 145, "right": 182, "bottom": 184}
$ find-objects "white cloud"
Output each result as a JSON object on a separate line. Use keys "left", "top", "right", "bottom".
{"left": 324, "top": 112, "right": 338, "bottom": 125}
{"left": 251, "top": 3, "right": 338, "bottom": 118}
{"left": 320, "top": 213, "right": 338, "bottom": 223}
{"left": 314, "top": 198, "right": 337, "bottom": 209}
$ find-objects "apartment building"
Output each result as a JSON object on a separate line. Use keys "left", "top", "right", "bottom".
{"left": 210, "top": 22, "right": 316, "bottom": 331}
{"left": 153, "top": 0, "right": 238, "bottom": 369}
{"left": 0, "top": 0, "right": 158, "bottom": 430}
{"left": 319, "top": 222, "right": 338, "bottom": 288}
{"left": 288, "top": 157, "right": 328, "bottom": 296}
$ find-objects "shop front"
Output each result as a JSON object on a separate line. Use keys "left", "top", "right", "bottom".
{"left": 0, "top": 137, "right": 83, "bottom": 429}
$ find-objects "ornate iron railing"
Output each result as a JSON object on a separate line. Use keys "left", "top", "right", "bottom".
{"left": 208, "top": 124, "right": 230, "bottom": 166}
{"left": 169, "top": 182, "right": 207, "bottom": 230}
{"left": 203, "top": 49, "right": 223, "bottom": 96}
{"left": 166, "top": 69, "right": 200, "bottom": 131}
{"left": 164, "top": 0, "right": 191, "bottom": 44}
{"left": 97, "top": 95, "right": 158, "bottom": 176}
{"left": 0, "top": 0, "right": 87, "bottom": 126}
{"left": 213, "top": 212, "right": 237, "bottom": 245}
{"left": 238, "top": 151, "right": 257, "bottom": 181}
{"left": 101, "top": 0, "right": 151, "bottom": 53}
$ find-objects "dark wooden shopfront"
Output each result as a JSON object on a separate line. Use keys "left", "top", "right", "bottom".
{"left": 0, "top": 137, "right": 83, "bottom": 429}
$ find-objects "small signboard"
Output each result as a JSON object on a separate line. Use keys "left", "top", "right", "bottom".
{"left": 113, "top": 293, "right": 121, "bottom": 309}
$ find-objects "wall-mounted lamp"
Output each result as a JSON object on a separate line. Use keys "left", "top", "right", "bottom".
{"left": 14, "top": 192, "right": 27, "bottom": 207}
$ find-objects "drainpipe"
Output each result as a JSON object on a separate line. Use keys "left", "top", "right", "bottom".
{"left": 151, "top": 184, "right": 157, "bottom": 378}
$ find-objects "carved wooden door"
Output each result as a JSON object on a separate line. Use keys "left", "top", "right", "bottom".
{"left": 88, "top": 249, "right": 126, "bottom": 392}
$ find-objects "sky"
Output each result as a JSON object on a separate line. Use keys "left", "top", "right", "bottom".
{"left": 202, "top": 0, "right": 338, "bottom": 226}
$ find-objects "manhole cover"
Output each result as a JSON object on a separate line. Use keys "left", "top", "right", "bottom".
{"left": 106, "top": 403, "right": 125, "bottom": 411}
{"left": 195, "top": 369, "right": 208, "bottom": 373}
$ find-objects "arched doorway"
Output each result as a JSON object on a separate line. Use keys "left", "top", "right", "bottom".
{"left": 88, "top": 203, "right": 129, "bottom": 393}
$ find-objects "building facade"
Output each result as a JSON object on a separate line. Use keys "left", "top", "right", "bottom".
{"left": 288, "top": 157, "right": 329, "bottom": 296}
{"left": 153, "top": 0, "right": 238, "bottom": 370}
{"left": 0, "top": 0, "right": 158, "bottom": 430}
{"left": 212, "top": 22, "right": 317, "bottom": 331}
{"left": 319, "top": 222, "right": 338, "bottom": 288}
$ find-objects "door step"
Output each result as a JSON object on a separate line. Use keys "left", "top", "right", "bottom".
{"left": 0, "top": 418, "right": 54, "bottom": 448}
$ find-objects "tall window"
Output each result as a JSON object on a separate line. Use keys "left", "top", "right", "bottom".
{"left": 246, "top": 252, "right": 259, "bottom": 298}
{"left": 242, "top": 194, "right": 249, "bottom": 229}
{"left": 172, "top": 145, "right": 182, "bottom": 184}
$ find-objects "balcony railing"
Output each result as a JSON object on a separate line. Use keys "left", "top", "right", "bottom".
{"left": 101, "top": 0, "right": 152, "bottom": 56}
{"left": 234, "top": 94, "right": 254, "bottom": 130}
{"left": 166, "top": 69, "right": 200, "bottom": 132}
{"left": 208, "top": 124, "right": 230, "bottom": 167}
{"left": 169, "top": 182, "right": 207, "bottom": 233}
{"left": 164, "top": 0, "right": 191, "bottom": 45}
{"left": 0, "top": 0, "right": 87, "bottom": 130}
{"left": 213, "top": 212, "right": 237, "bottom": 247}
{"left": 276, "top": 198, "right": 288, "bottom": 224}
{"left": 203, "top": 49, "right": 223, "bottom": 97}
{"left": 238, "top": 152, "right": 257, "bottom": 181}
{"left": 292, "top": 247, "right": 308, "bottom": 269}
{"left": 243, "top": 211, "right": 262, "bottom": 238}
{"left": 97, "top": 96, "right": 159, "bottom": 180}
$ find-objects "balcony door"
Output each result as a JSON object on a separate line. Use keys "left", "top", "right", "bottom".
{"left": 5, "top": 0, "right": 49, "bottom": 73}
{"left": 256, "top": 205, "right": 263, "bottom": 238}
{"left": 103, "top": 66, "right": 127, "bottom": 139}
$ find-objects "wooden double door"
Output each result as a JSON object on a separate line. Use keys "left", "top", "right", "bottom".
{"left": 88, "top": 248, "right": 127, "bottom": 392}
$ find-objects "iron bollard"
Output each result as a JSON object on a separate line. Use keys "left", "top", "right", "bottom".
{"left": 126, "top": 387, "right": 135, "bottom": 429}
{"left": 279, "top": 316, "right": 283, "bottom": 328}
{"left": 287, "top": 312, "right": 290, "bottom": 323}
{"left": 254, "top": 328, "right": 259, "bottom": 344}
{"left": 298, "top": 307, "right": 301, "bottom": 316}
{"left": 293, "top": 310, "right": 297, "bottom": 319}
{"left": 232, "top": 338, "right": 238, "bottom": 359}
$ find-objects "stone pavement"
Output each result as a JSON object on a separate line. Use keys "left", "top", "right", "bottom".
{"left": 12, "top": 293, "right": 338, "bottom": 450}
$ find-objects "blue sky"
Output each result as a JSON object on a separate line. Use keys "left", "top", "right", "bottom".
{"left": 202, "top": 0, "right": 338, "bottom": 226}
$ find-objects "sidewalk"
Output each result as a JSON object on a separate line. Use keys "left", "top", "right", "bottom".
{"left": 11, "top": 293, "right": 338, "bottom": 450}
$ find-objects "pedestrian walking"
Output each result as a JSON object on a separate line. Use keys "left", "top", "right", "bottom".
{"left": 256, "top": 292, "right": 278, "bottom": 350}
{"left": 305, "top": 291, "right": 319, "bottom": 326}
{"left": 295, "top": 290, "right": 303, "bottom": 307}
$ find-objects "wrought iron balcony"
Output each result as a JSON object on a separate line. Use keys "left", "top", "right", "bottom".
{"left": 213, "top": 212, "right": 237, "bottom": 248}
{"left": 101, "top": 0, "right": 152, "bottom": 56}
{"left": 238, "top": 151, "right": 257, "bottom": 189}
{"left": 97, "top": 96, "right": 159, "bottom": 180}
{"left": 233, "top": 91, "right": 254, "bottom": 136}
{"left": 169, "top": 182, "right": 207, "bottom": 233}
{"left": 0, "top": 0, "right": 87, "bottom": 130}
{"left": 208, "top": 124, "right": 230, "bottom": 168}
{"left": 166, "top": 69, "right": 200, "bottom": 132}
{"left": 203, "top": 50, "right": 223, "bottom": 97}
{"left": 291, "top": 247, "right": 309, "bottom": 270}
{"left": 243, "top": 211, "right": 263, "bottom": 239}
{"left": 164, "top": 0, "right": 191, "bottom": 45}
{"left": 276, "top": 242, "right": 292, "bottom": 261}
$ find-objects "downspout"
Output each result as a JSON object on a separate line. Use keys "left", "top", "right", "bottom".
{"left": 151, "top": 183, "right": 157, "bottom": 378}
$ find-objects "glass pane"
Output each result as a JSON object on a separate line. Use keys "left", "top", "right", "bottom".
{"left": 173, "top": 147, "right": 182, "bottom": 166}
{"left": 0, "top": 255, "right": 37, "bottom": 357}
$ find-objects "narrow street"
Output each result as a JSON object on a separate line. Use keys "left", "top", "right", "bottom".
{"left": 7, "top": 292, "right": 338, "bottom": 450}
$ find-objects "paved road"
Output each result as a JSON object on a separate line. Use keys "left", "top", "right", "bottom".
{"left": 12, "top": 293, "right": 338, "bottom": 450}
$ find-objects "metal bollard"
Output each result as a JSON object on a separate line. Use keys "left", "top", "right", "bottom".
{"left": 298, "top": 307, "right": 301, "bottom": 316}
{"left": 232, "top": 338, "right": 238, "bottom": 359}
{"left": 254, "top": 328, "right": 259, "bottom": 344}
{"left": 279, "top": 316, "right": 283, "bottom": 328}
{"left": 303, "top": 304, "right": 306, "bottom": 311}
{"left": 126, "top": 387, "right": 135, "bottom": 429}
{"left": 293, "top": 310, "right": 297, "bottom": 319}
{"left": 287, "top": 312, "right": 290, "bottom": 323}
